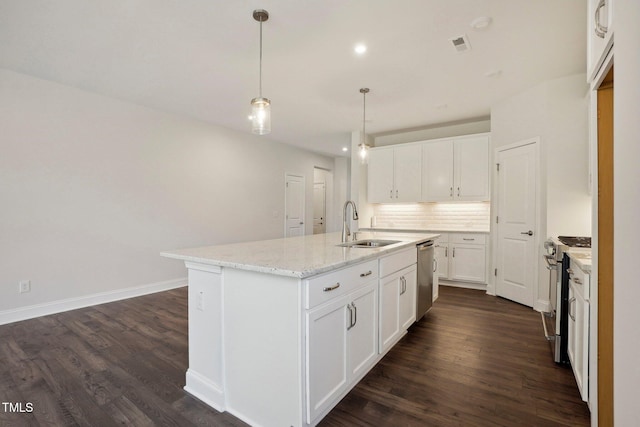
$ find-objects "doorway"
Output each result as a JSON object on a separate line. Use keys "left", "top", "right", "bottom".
{"left": 312, "top": 167, "right": 333, "bottom": 234}
{"left": 285, "top": 173, "right": 305, "bottom": 237}
{"left": 494, "top": 138, "right": 539, "bottom": 307}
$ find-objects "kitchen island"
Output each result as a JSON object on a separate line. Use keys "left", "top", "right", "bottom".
{"left": 161, "top": 231, "right": 438, "bottom": 427}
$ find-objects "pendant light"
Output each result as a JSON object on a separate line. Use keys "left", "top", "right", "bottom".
{"left": 358, "top": 88, "right": 371, "bottom": 164}
{"left": 251, "top": 9, "right": 271, "bottom": 135}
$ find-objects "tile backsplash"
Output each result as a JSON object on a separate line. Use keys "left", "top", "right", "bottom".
{"left": 371, "top": 202, "right": 491, "bottom": 232}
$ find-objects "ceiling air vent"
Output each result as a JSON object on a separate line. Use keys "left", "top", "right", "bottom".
{"left": 449, "top": 34, "right": 471, "bottom": 53}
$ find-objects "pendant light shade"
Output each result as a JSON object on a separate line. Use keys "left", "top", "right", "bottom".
{"left": 251, "top": 9, "right": 271, "bottom": 135}
{"left": 358, "top": 88, "right": 371, "bottom": 164}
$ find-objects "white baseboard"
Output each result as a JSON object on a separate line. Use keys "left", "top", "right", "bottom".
{"left": 0, "top": 278, "right": 186, "bottom": 325}
{"left": 184, "top": 369, "right": 225, "bottom": 412}
{"left": 440, "top": 280, "right": 487, "bottom": 291}
{"left": 534, "top": 298, "right": 551, "bottom": 313}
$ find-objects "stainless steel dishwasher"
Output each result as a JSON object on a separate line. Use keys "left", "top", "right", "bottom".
{"left": 416, "top": 240, "right": 435, "bottom": 321}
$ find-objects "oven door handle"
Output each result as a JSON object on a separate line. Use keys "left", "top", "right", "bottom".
{"left": 544, "top": 254, "right": 559, "bottom": 270}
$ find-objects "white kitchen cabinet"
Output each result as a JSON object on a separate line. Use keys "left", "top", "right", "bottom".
{"left": 378, "top": 248, "right": 417, "bottom": 354}
{"left": 434, "top": 234, "right": 450, "bottom": 279}
{"left": 368, "top": 145, "right": 421, "bottom": 203}
{"left": 435, "top": 233, "right": 487, "bottom": 285}
{"left": 306, "top": 281, "right": 378, "bottom": 424}
{"left": 422, "top": 135, "right": 490, "bottom": 202}
{"left": 567, "top": 259, "right": 590, "bottom": 403}
{"left": 587, "top": 0, "right": 614, "bottom": 83}
{"left": 422, "top": 140, "right": 454, "bottom": 201}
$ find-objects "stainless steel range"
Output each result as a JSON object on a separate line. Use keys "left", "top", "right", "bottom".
{"left": 542, "top": 236, "right": 591, "bottom": 363}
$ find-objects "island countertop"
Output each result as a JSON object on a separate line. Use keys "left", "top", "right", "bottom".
{"left": 161, "top": 231, "right": 439, "bottom": 279}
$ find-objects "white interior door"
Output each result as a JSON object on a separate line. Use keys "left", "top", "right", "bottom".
{"left": 313, "top": 182, "right": 326, "bottom": 234}
{"left": 285, "top": 174, "right": 305, "bottom": 237}
{"left": 495, "top": 140, "right": 538, "bottom": 307}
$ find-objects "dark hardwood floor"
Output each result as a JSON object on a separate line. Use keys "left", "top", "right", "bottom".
{"left": 0, "top": 285, "right": 590, "bottom": 426}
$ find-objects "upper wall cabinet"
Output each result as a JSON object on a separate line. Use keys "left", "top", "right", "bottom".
{"left": 587, "top": 0, "right": 614, "bottom": 83}
{"left": 368, "top": 145, "right": 421, "bottom": 203}
{"left": 422, "top": 135, "right": 490, "bottom": 202}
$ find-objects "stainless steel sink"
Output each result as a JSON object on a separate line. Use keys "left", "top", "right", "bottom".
{"left": 337, "top": 239, "right": 401, "bottom": 248}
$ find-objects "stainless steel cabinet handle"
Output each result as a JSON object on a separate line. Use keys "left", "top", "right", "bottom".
{"left": 573, "top": 277, "right": 583, "bottom": 285}
{"left": 352, "top": 302, "right": 357, "bottom": 328}
{"left": 323, "top": 283, "right": 340, "bottom": 292}
{"left": 390, "top": 190, "right": 393, "bottom": 198}
{"left": 450, "top": 187, "right": 453, "bottom": 197}
{"left": 346, "top": 303, "right": 354, "bottom": 330}
{"left": 457, "top": 187, "right": 460, "bottom": 197}
{"left": 299, "top": 222, "right": 304, "bottom": 225}
{"left": 445, "top": 247, "right": 448, "bottom": 257}
{"left": 360, "top": 270, "right": 372, "bottom": 277}
{"left": 463, "top": 238, "right": 475, "bottom": 241}
{"left": 433, "top": 258, "right": 438, "bottom": 273}
{"left": 568, "top": 297, "right": 576, "bottom": 321}
{"left": 400, "top": 276, "right": 406, "bottom": 295}
{"left": 520, "top": 230, "right": 533, "bottom": 236}
{"left": 595, "top": 0, "right": 608, "bottom": 38}
{"left": 452, "top": 247, "right": 456, "bottom": 257}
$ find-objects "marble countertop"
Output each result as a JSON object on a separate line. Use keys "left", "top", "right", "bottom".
{"left": 161, "top": 231, "right": 439, "bottom": 279}
{"left": 566, "top": 248, "right": 592, "bottom": 273}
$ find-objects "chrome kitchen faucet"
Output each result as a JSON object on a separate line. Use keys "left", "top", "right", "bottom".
{"left": 341, "top": 200, "right": 359, "bottom": 242}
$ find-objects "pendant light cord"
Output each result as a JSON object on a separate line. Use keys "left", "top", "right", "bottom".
{"left": 362, "top": 90, "right": 366, "bottom": 136}
{"left": 259, "top": 18, "right": 263, "bottom": 98}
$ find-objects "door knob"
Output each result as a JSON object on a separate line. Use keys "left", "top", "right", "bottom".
{"left": 520, "top": 230, "right": 533, "bottom": 236}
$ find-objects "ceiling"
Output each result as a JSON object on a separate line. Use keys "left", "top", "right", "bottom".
{"left": 0, "top": 0, "right": 587, "bottom": 157}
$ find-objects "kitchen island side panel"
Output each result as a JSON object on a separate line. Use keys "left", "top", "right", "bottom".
{"left": 223, "top": 268, "right": 304, "bottom": 427}
{"left": 184, "top": 263, "right": 225, "bottom": 410}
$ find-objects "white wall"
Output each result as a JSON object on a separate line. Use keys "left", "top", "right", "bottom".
{"left": 0, "top": 69, "right": 336, "bottom": 320}
{"left": 614, "top": 1, "right": 640, "bottom": 423}
{"left": 490, "top": 73, "right": 591, "bottom": 308}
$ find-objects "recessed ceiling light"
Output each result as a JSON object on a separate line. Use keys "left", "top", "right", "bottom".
{"left": 470, "top": 16, "right": 492, "bottom": 30}
{"left": 342, "top": 147, "right": 349, "bottom": 152}
{"left": 354, "top": 44, "right": 367, "bottom": 55}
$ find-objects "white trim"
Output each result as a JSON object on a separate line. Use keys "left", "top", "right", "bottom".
{"left": 184, "top": 369, "right": 226, "bottom": 412}
{"left": 440, "top": 280, "right": 487, "bottom": 291}
{"left": 0, "top": 278, "right": 186, "bottom": 325}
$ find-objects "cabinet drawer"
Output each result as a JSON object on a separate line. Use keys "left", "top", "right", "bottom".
{"left": 450, "top": 233, "right": 486, "bottom": 245}
{"left": 305, "top": 259, "right": 378, "bottom": 309}
{"left": 569, "top": 259, "right": 590, "bottom": 301}
{"left": 379, "top": 247, "right": 417, "bottom": 278}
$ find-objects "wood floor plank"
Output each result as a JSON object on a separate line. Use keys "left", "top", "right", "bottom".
{"left": 0, "top": 285, "right": 589, "bottom": 426}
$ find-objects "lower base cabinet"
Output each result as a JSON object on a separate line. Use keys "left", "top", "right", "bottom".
{"left": 306, "top": 282, "right": 378, "bottom": 423}
{"left": 379, "top": 265, "right": 416, "bottom": 354}
{"left": 567, "top": 265, "right": 590, "bottom": 403}
{"left": 434, "top": 232, "right": 487, "bottom": 284}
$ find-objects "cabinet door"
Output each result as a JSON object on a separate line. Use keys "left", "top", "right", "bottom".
{"left": 587, "top": 0, "right": 613, "bottom": 82}
{"left": 379, "top": 273, "right": 400, "bottom": 354}
{"left": 347, "top": 283, "right": 378, "bottom": 380}
{"left": 306, "top": 297, "right": 349, "bottom": 423}
{"left": 394, "top": 145, "right": 422, "bottom": 202}
{"left": 450, "top": 244, "right": 486, "bottom": 283}
{"left": 567, "top": 284, "right": 577, "bottom": 371}
{"left": 368, "top": 148, "right": 395, "bottom": 203}
{"left": 454, "top": 136, "right": 489, "bottom": 201}
{"left": 399, "top": 267, "right": 417, "bottom": 331}
{"left": 422, "top": 140, "right": 454, "bottom": 201}
{"left": 434, "top": 243, "right": 449, "bottom": 279}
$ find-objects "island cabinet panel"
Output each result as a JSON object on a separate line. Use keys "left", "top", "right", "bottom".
{"left": 306, "top": 282, "right": 378, "bottom": 424}
{"left": 378, "top": 247, "right": 418, "bottom": 355}
{"left": 183, "top": 263, "right": 225, "bottom": 411}
{"left": 305, "top": 259, "right": 378, "bottom": 309}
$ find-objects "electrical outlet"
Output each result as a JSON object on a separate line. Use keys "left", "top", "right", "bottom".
{"left": 19, "top": 280, "right": 31, "bottom": 293}
{"left": 196, "top": 291, "right": 204, "bottom": 311}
